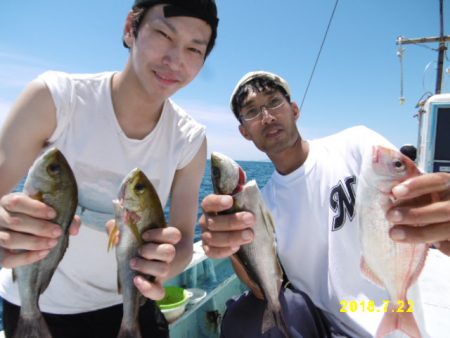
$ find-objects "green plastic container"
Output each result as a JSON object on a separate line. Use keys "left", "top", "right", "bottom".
{"left": 157, "top": 286, "right": 190, "bottom": 309}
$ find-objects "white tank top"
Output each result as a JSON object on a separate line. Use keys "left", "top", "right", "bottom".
{"left": 0, "top": 71, "right": 206, "bottom": 313}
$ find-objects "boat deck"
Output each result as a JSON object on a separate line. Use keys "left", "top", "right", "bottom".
{"left": 0, "top": 245, "right": 448, "bottom": 338}
{"left": 418, "top": 248, "right": 450, "bottom": 338}
{"left": 167, "top": 244, "right": 450, "bottom": 338}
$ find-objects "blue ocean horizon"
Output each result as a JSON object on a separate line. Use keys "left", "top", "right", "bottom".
{"left": 11, "top": 160, "right": 274, "bottom": 240}
{"left": 1, "top": 159, "right": 274, "bottom": 330}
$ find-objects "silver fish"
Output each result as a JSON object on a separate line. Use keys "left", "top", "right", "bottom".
{"left": 211, "top": 152, "right": 290, "bottom": 337}
{"left": 357, "top": 145, "right": 428, "bottom": 338}
{"left": 13, "top": 147, "right": 78, "bottom": 338}
{"left": 108, "top": 168, "right": 167, "bottom": 338}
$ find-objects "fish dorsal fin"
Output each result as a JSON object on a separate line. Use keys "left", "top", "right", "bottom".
{"left": 360, "top": 257, "right": 385, "bottom": 288}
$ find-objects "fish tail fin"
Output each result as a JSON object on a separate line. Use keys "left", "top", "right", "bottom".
{"left": 376, "top": 308, "right": 422, "bottom": 338}
{"left": 117, "top": 325, "right": 142, "bottom": 338}
{"left": 274, "top": 309, "right": 292, "bottom": 338}
{"left": 13, "top": 313, "right": 52, "bottom": 338}
{"left": 261, "top": 307, "right": 292, "bottom": 338}
{"left": 261, "top": 307, "right": 276, "bottom": 334}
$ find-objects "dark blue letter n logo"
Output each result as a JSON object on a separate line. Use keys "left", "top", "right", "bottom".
{"left": 329, "top": 176, "right": 356, "bottom": 231}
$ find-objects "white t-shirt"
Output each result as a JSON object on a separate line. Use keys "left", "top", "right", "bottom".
{"left": 0, "top": 71, "right": 206, "bottom": 314}
{"left": 262, "top": 126, "right": 427, "bottom": 337}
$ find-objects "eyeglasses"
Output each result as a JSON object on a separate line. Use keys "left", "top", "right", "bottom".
{"left": 239, "top": 96, "right": 286, "bottom": 122}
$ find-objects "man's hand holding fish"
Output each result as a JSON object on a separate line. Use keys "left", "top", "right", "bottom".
{"left": 0, "top": 193, "right": 81, "bottom": 268}
{"left": 388, "top": 172, "right": 450, "bottom": 256}
{"left": 200, "top": 195, "right": 256, "bottom": 259}
{"left": 201, "top": 70, "right": 450, "bottom": 337}
{"left": 106, "top": 218, "right": 181, "bottom": 301}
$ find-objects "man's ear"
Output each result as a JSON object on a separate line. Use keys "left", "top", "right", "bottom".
{"left": 239, "top": 124, "right": 252, "bottom": 141}
{"left": 291, "top": 101, "right": 301, "bottom": 121}
{"left": 123, "top": 11, "right": 135, "bottom": 48}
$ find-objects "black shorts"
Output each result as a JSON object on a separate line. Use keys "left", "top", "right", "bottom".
{"left": 220, "top": 287, "right": 335, "bottom": 338}
{"left": 2, "top": 299, "right": 169, "bottom": 338}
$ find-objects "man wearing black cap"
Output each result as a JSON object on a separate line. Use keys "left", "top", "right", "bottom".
{"left": 200, "top": 71, "right": 450, "bottom": 337}
{"left": 0, "top": 1, "right": 218, "bottom": 337}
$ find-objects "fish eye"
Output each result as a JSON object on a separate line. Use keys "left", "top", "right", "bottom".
{"left": 393, "top": 160, "right": 405, "bottom": 171}
{"left": 47, "top": 163, "right": 61, "bottom": 176}
{"left": 134, "top": 182, "right": 146, "bottom": 194}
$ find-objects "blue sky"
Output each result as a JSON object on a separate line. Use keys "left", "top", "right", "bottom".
{"left": 0, "top": 0, "right": 448, "bottom": 161}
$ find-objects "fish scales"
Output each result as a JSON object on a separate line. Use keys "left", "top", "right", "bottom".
{"left": 13, "top": 147, "right": 78, "bottom": 338}
{"left": 210, "top": 152, "right": 291, "bottom": 338}
{"left": 109, "top": 168, "right": 167, "bottom": 338}
{"left": 357, "top": 145, "right": 428, "bottom": 338}
{"left": 233, "top": 182, "right": 283, "bottom": 310}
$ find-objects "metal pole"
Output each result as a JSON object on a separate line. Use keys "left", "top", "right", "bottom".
{"left": 397, "top": 36, "right": 450, "bottom": 45}
{"left": 435, "top": 0, "right": 446, "bottom": 94}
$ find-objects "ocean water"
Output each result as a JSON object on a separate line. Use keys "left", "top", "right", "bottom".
{"left": 11, "top": 160, "right": 274, "bottom": 241}
{"left": 0, "top": 160, "right": 273, "bottom": 330}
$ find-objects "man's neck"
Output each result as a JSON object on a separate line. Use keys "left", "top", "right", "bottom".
{"left": 269, "top": 136, "right": 309, "bottom": 175}
{"left": 111, "top": 69, "right": 165, "bottom": 139}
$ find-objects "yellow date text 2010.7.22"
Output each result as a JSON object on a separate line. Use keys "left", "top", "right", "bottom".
{"left": 340, "top": 300, "right": 414, "bottom": 313}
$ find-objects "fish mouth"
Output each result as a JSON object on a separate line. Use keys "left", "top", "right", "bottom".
{"left": 210, "top": 152, "right": 222, "bottom": 170}
{"left": 211, "top": 152, "right": 244, "bottom": 195}
{"left": 113, "top": 198, "right": 141, "bottom": 227}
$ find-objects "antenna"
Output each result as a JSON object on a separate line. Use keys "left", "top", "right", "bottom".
{"left": 396, "top": 0, "right": 450, "bottom": 100}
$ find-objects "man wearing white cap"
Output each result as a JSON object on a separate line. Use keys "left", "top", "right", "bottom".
{"left": 200, "top": 71, "right": 450, "bottom": 337}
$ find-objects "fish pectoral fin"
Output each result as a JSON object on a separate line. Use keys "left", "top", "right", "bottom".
{"left": 109, "top": 199, "right": 124, "bottom": 251}
{"left": 107, "top": 223, "right": 120, "bottom": 252}
{"left": 129, "top": 221, "right": 144, "bottom": 245}
{"left": 360, "top": 257, "right": 385, "bottom": 288}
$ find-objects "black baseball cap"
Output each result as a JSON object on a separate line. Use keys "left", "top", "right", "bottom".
{"left": 132, "top": 0, "right": 218, "bottom": 32}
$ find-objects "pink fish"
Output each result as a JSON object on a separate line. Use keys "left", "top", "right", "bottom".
{"left": 357, "top": 145, "right": 428, "bottom": 338}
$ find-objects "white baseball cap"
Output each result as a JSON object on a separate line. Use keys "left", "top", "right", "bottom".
{"left": 229, "top": 71, "right": 291, "bottom": 112}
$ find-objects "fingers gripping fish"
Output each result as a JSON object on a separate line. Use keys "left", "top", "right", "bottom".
{"left": 211, "top": 152, "right": 292, "bottom": 338}
{"left": 357, "top": 145, "right": 430, "bottom": 338}
{"left": 108, "top": 168, "right": 167, "bottom": 338}
{"left": 13, "top": 148, "right": 78, "bottom": 338}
